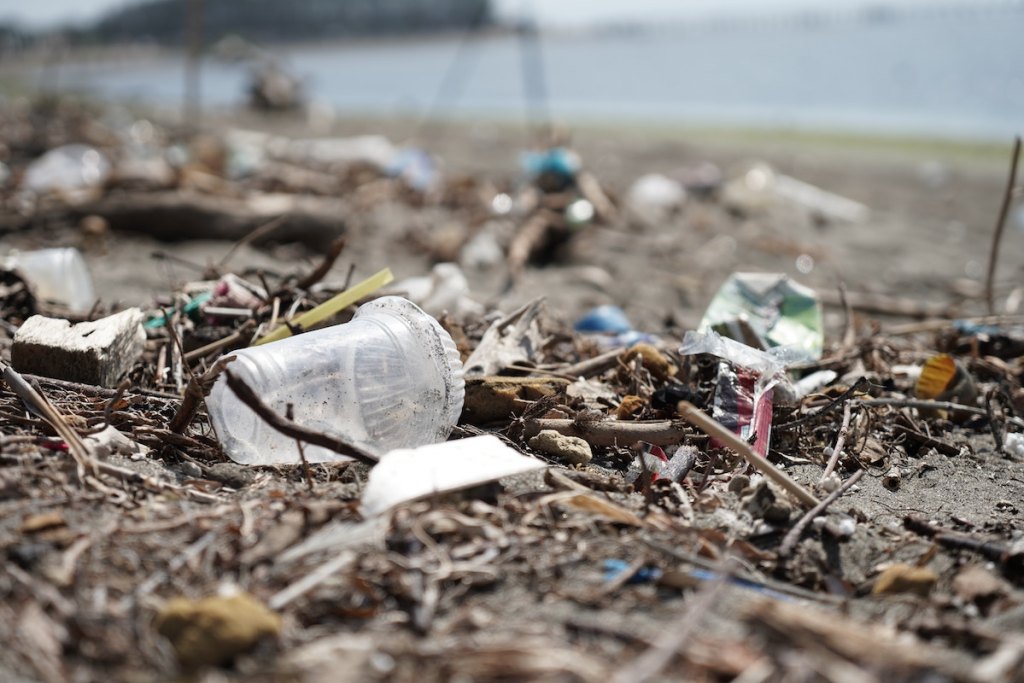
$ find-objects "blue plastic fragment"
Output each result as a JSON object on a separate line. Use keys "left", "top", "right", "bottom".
{"left": 387, "top": 148, "right": 437, "bottom": 192}
{"left": 687, "top": 568, "right": 792, "bottom": 601}
{"left": 521, "top": 147, "right": 580, "bottom": 182}
{"left": 575, "top": 305, "right": 632, "bottom": 334}
{"left": 145, "top": 291, "right": 214, "bottom": 329}
{"left": 603, "top": 558, "right": 663, "bottom": 584}
{"left": 952, "top": 320, "right": 1004, "bottom": 336}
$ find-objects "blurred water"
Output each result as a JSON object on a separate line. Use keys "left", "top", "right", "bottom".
{"left": 45, "top": 9, "right": 1024, "bottom": 140}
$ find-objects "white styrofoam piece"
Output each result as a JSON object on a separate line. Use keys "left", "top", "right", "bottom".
{"left": 361, "top": 435, "right": 547, "bottom": 516}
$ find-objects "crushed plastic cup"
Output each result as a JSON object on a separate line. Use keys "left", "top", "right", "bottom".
{"left": 3, "top": 247, "right": 96, "bottom": 312}
{"left": 207, "top": 296, "right": 465, "bottom": 465}
{"left": 23, "top": 144, "right": 111, "bottom": 201}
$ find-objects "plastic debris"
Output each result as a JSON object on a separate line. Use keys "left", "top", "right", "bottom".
{"left": 155, "top": 592, "right": 281, "bottom": 670}
{"left": 391, "top": 263, "right": 481, "bottom": 317}
{"left": 387, "top": 148, "right": 438, "bottom": 192}
{"left": 2, "top": 247, "right": 97, "bottom": 313}
{"left": 255, "top": 267, "right": 393, "bottom": 345}
{"left": 603, "top": 558, "right": 662, "bottom": 584}
{"left": 1005, "top": 433, "right": 1024, "bottom": 459}
{"left": 626, "top": 173, "right": 686, "bottom": 223}
{"left": 361, "top": 435, "right": 546, "bottom": 516}
{"left": 522, "top": 147, "right": 580, "bottom": 188}
{"left": 575, "top": 305, "right": 631, "bottom": 335}
{"left": 915, "top": 353, "right": 978, "bottom": 404}
{"left": 23, "top": 144, "right": 111, "bottom": 201}
{"left": 680, "top": 330, "right": 796, "bottom": 456}
{"left": 208, "top": 297, "right": 464, "bottom": 464}
{"left": 729, "top": 162, "right": 870, "bottom": 223}
{"left": 699, "top": 272, "right": 824, "bottom": 362}
{"left": 564, "top": 198, "right": 595, "bottom": 227}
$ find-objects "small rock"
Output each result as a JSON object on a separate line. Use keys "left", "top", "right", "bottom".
{"left": 206, "top": 462, "right": 255, "bottom": 489}
{"left": 528, "top": 429, "right": 592, "bottom": 465}
{"left": 12, "top": 308, "right": 145, "bottom": 387}
{"left": 727, "top": 474, "right": 750, "bottom": 494}
{"left": 155, "top": 592, "right": 280, "bottom": 670}
{"left": 872, "top": 563, "right": 938, "bottom": 597}
{"left": 953, "top": 564, "right": 1006, "bottom": 605}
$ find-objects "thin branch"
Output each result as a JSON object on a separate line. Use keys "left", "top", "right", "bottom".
{"left": 1, "top": 361, "right": 98, "bottom": 483}
{"left": 677, "top": 401, "right": 820, "bottom": 508}
{"left": 168, "top": 354, "right": 237, "bottom": 434}
{"left": 217, "top": 214, "right": 287, "bottom": 269}
{"left": 522, "top": 417, "right": 698, "bottom": 448}
{"left": 294, "top": 235, "right": 347, "bottom": 291}
{"left": 774, "top": 377, "right": 869, "bottom": 431}
{"left": 857, "top": 397, "right": 1024, "bottom": 429}
{"left": 779, "top": 469, "right": 865, "bottom": 557}
{"left": 820, "top": 401, "right": 854, "bottom": 482}
{"left": 183, "top": 319, "right": 256, "bottom": 364}
{"left": 222, "top": 369, "right": 378, "bottom": 465}
{"left": 985, "top": 136, "right": 1021, "bottom": 315}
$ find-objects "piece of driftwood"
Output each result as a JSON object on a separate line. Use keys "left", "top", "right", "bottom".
{"left": 54, "top": 191, "right": 350, "bottom": 247}
{"left": 522, "top": 418, "right": 695, "bottom": 448}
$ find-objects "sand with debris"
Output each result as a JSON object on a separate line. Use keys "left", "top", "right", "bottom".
{"left": 1, "top": 102, "right": 1023, "bottom": 682}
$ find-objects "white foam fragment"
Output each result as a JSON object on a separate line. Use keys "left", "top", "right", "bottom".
{"left": 361, "top": 435, "right": 547, "bottom": 517}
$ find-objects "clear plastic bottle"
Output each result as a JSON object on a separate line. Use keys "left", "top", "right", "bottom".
{"left": 207, "top": 296, "right": 465, "bottom": 465}
{"left": 3, "top": 247, "right": 96, "bottom": 312}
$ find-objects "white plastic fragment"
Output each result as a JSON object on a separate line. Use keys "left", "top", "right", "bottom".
{"left": 1005, "top": 433, "right": 1024, "bottom": 459}
{"left": 23, "top": 144, "right": 111, "bottom": 201}
{"left": 3, "top": 247, "right": 96, "bottom": 312}
{"left": 360, "top": 435, "right": 546, "bottom": 517}
{"left": 626, "top": 173, "right": 686, "bottom": 223}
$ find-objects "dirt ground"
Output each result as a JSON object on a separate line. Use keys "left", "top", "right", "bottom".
{"left": 1, "top": 100, "right": 1023, "bottom": 682}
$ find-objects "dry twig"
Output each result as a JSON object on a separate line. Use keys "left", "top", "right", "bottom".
{"left": 677, "top": 401, "right": 820, "bottom": 508}
{"left": 779, "top": 469, "right": 865, "bottom": 557}
{"left": 985, "top": 136, "right": 1021, "bottom": 315}
{"left": 222, "top": 369, "right": 378, "bottom": 465}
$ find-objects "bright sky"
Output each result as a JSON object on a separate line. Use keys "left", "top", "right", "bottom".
{"left": 0, "top": 0, "right": 943, "bottom": 28}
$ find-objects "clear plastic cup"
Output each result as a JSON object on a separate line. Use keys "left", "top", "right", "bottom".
{"left": 4, "top": 247, "right": 96, "bottom": 312}
{"left": 207, "top": 296, "right": 465, "bottom": 465}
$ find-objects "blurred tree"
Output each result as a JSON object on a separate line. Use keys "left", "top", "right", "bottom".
{"left": 86, "top": 0, "right": 492, "bottom": 45}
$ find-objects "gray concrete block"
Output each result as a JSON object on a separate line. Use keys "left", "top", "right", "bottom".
{"left": 12, "top": 308, "right": 146, "bottom": 387}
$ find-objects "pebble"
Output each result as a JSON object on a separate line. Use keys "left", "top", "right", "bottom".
{"left": 528, "top": 429, "right": 592, "bottom": 465}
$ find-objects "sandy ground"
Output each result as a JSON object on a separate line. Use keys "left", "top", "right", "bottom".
{"left": 2, "top": 103, "right": 1024, "bottom": 682}
{"left": 4, "top": 110, "right": 1020, "bottom": 332}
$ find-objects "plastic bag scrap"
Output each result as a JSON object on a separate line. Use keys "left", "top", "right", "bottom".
{"left": 23, "top": 144, "right": 112, "bottom": 202}
{"left": 680, "top": 329, "right": 799, "bottom": 457}
{"left": 699, "top": 272, "right": 824, "bottom": 363}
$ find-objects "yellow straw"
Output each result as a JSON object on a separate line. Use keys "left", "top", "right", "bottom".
{"left": 254, "top": 267, "right": 394, "bottom": 346}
